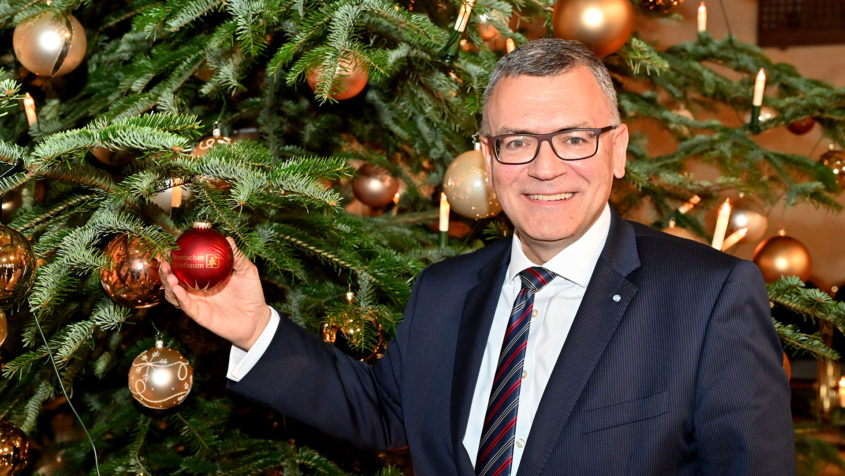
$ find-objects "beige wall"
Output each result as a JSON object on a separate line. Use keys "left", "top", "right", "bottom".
{"left": 634, "top": 0, "right": 845, "bottom": 289}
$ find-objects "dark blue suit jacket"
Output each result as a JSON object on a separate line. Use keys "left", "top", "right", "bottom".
{"left": 230, "top": 210, "right": 796, "bottom": 475}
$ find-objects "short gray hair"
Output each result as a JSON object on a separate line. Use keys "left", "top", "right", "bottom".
{"left": 479, "top": 38, "right": 620, "bottom": 135}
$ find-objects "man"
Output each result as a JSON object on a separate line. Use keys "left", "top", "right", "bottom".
{"left": 161, "top": 39, "right": 795, "bottom": 475}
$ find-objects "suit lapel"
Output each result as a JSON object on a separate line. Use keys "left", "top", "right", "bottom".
{"left": 450, "top": 243, "right": 510, "bottom": 475}
{"left": 518, "top": 211, "right": 641, "bottom": 475}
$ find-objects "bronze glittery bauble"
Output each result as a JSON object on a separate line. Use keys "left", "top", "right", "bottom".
{"left": 306, "top": 53, "right": 369, "bottom": 101}
{"left": 552, "top": 0, "right": 635, "bottom": 57}
{"left": 0, "top": 420, "right": 30, "bottom": 476}
{"left": 13, "top": 11, "right": 87, "bottom": 77}
{"left": 352, "top": 165, "right": 400, "bottom": 208}
{"left": 100, "top": 234, "right": 163, "bottom": 308}
{"left": 0, "top": 313, "right": 6, "bottom": 348}
{"left": 752, "top": 235, "right": 812, "bottom": 283}
{"left": 443, "top": 149, "right": 502, "bottom": 219}
{"left": 820, "top": 149, "right": 845, "bottom": 189}
{"left": 128, "top": 340, "right": 193, "bottom": 410}
{"left": 0, "top": 225, "right": 36, "bottom": 309}
{"left": 728, "top": 198, "right": 768, "bottom": 242}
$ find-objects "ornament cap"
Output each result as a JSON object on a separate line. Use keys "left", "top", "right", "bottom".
{"left": 193, "top": 221, "right": 212, "bottom": 229}
{"left": 155, "top": 339, "right": 164, "bottom": 349}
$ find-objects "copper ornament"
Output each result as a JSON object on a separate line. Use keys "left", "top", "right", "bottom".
{"left": 100, "top": 234, "right": 163, "bottom": 308}
{"left": 752, "top": 235, "right": 812, "bottom": 283}
{"left": 12, "top": 11, "right": 87, "bottom": 77}
{"left": 306, "top": 53, "right": 369, "bottom": 101}
{"left": 820, "top": 149, "right": 845, "bottom": 189}
{"left": 128, "top": 340, "right": 194, "bottom": 410}
{"left": 552, "top": 0, "right": 635, "bottom": 57}
{"left": 0, "top": 420, "right": 30, "bottom": 476}
{"left": 90, "top": 147, "right": 135, "bottom": 167}
{"left": 0, "top": 225, "right": 36, "bottom": 309}
{"left": 443, "top": 149, "right": 502, "bottom": 219}
{"left": 352, "top": 165, "right": 400, "bottom": 209}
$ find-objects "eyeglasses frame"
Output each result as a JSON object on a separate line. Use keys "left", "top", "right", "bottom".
{"left": 483, "top": 125, "right": 619, "bottom": 165}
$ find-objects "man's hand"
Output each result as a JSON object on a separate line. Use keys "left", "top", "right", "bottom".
{"left": 159, "top": 237, "right": 271, "bottom": 350}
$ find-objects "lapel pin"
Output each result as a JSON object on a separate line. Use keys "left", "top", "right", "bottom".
{"left": 612, "top": 294, "right": 621, "bottom": 302}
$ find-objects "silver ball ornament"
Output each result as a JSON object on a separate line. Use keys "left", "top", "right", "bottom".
{"left": 443, "top": 148, "right": 502, "bottom": 219}
{"left": 13, "top": 11, "right": 87, "bottom": 77}
{"left": 351, "top": 165, "right": 399, "bottom": 208}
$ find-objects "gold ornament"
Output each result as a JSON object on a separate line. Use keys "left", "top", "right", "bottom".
{"left": 443, "top": 147, "right": 502, "bottom": 219}
{"left": 0, "top": 420, "right": 30, "bottom": 476}
{"left": 0, "top": 225, "right": 36, "bottom": 309}
{"left": 306, "top": 53, "right": 369, "bottom": 101}
{"left": 752, "top": 234, "right": 812, "bottom": 283}
{"left": 90, "top": 147, "right": 135, "bottom": 167}
{"left": 12, "top": 11, "right": 87, "bottom": 77}
{"left": 100, "top": 234, "right": 164, "bottom": 308}
{"left": 728, "top": 198, "right": 768, "bottom": 242}
{"left": 639, "top": 0, "right": 683, "bottom": 13}
{"left": 128, "top": 340, "right": 193, "bottom": 410}
{"left": 321, "top": 315, "right": 385, "bottom": 362}
{"left": 552, "top": 0, "right": 635, "bottom": 57}
{"left": 154, "top": 178, "right": 193, "bottom": 213}
{"left": 352, "top": 165, "right": 400, "bottom": 209}
{"left": 820, "top": 148, "right": 845, "bottom": 189}
{"left": 0, "top": 313, "right": 6, "bottom": 348}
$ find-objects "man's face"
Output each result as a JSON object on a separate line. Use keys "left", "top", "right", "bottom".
{"left": 481, "top": 67, "right": 628, "bottom": 264}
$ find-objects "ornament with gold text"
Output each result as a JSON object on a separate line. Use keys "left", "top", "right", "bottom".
{"left": 752, "top": 233, "right": 812, "bottom": 283}
{"left": 443, "top": 146, "right": 502, "bottom": 219}
{"left": 0, "top": 225, "right": 36, "bottom": 309}
{"left": 170, "top": 222, "right": 234, "bottom": 291}
{"left": 0, "top": 420, "right": 30, "bottom": 476}
{"left": 306, "top": 53, "right": 368, "bottom": 101}
{"left": 128, "top": 339, "right": 194, "bottom": 410}
{"left": 552, "top": 0, "right": 634, "bottom": 57}
{"left": 352, "top": 165, "right": 400, "bottom": 209}
{"left": 13, "top": 11, "right": 87, "bottom": 77}
{"left": 100, "top": 234, "right": 164, "bottom": 308}
{"left": 820, "top": 148, "right": 845, "bottom": 189}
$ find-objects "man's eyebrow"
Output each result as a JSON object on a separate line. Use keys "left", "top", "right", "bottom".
{"left": 495, "top": 123, "right": 593, "bottom": 135}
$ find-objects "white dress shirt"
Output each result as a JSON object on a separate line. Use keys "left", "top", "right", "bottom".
{"left": 229, "top": 205, "right": 611, "bottom": 474}
{"left": 462, "top": 204, "right": 611, "bottom": 472}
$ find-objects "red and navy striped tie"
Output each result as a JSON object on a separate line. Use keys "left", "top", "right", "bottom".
{"left": 476, "top": 266, "right": 556, "bottom": 476}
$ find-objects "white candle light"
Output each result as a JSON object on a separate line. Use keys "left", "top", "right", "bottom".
{"left": 752, "top": 68, "right": 766, "bottom": 107}
{"left": 697, "top": 2, "right": 707, "bottom": 33}
{"left": 711, "top": 199, "right": 731, "bottom": 250}
{"left": 23, "top": 92, "right": 37, "bottom": 126}
{"left": 721, "top": 227, "right": 748, "bottom": 251}
{"left": 439, "top": 192, "right": 450, "bottom": 232}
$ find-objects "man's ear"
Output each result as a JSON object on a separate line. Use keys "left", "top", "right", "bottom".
{"left": 480, "top": 138, "right": 495, "bottom": 186}
{"left": 612, "top": 124, "right": 629, "bottom": 179}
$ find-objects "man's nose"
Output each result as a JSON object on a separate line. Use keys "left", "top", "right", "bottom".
{"left": 527, "top": 139, "right": 566, "bottom": 179}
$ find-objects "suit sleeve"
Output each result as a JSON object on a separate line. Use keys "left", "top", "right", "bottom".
{"left": 693, "top": 260, "right": 796, "bottom": 475}
{"left": 226, "top": 267, "right": 430, "bottom": 451}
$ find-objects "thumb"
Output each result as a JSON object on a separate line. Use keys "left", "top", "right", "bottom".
{"left": 227, "top": 237, "right": 251, "bottom": 273}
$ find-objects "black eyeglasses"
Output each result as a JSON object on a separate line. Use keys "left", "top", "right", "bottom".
{"left": 485, "top": 125, "right": 618, "bottom": 165}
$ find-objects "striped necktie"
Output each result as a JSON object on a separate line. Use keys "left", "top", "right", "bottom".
{"left": 475, "top": 266, "right": 556, "bottom": 476}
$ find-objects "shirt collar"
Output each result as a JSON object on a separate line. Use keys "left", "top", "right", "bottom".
{"left": 507, "top": 203, "right": 612, "bottom": 288}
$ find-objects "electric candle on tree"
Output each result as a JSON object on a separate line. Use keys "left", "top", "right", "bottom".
{"left": 170, "top": 222, "right": 234, "bottom": 291}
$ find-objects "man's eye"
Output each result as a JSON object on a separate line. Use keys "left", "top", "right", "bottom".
{"left": 505, "top": 137, "right": 528, "bottom": 149}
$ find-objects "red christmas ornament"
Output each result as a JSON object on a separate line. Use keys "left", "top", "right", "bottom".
{"left": 787, "top": 117, "right": 815, "bottom": 135}
{"left": 170, "top": 222, "right": 234, "bottom": 291}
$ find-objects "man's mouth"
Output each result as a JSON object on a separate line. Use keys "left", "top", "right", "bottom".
{"left": 526, "top": 192, "right": 574, "bottom": 201}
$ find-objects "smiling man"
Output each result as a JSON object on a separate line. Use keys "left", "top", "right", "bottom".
{"left": 161, "top": 39, "right": 796, "bottom": 475}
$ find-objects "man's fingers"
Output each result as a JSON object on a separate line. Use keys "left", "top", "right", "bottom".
{"left": 227, "top": 237, "right": 252, "bottom": 273}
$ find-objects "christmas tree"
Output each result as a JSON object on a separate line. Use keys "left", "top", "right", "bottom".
{"left": 0, "top": 0, "right": 844, "bottom": 474}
